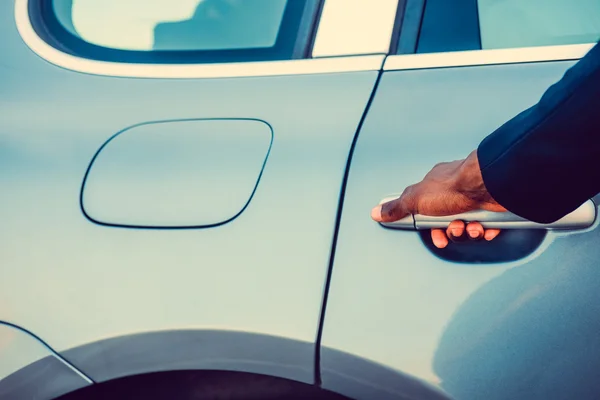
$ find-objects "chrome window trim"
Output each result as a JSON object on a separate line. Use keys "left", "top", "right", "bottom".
{"left": 15, "top": 0, "right": 385, "bottom": 78}
{"left": 384, "top": 43, "right": 596, "bottom": 71}
{"left": 312, "top": 0, "right": 400, "bottom": 58}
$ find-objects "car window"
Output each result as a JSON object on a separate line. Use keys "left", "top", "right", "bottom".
{"left": 478, "top": 0, "right": 600, "bottom": 49}
{"left": 402, "top": 0, "right": 600, "bottom": 54}
{"left": 37, "top": 0, "right": 320, "bottom": 63}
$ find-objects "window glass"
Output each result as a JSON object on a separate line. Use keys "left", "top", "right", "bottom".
{"left": 416, "top": 0, "right": 481, "bottom": 54}
{"left": 40, "top": 0, "right": 317, "bottom": 63}
{"left": 411, "top": 0, "right": 600, "bottom": 54}
{"left": 54, "top": 0, "right": 287, "bottom": 51}
{"left": 479, "top": 0, "right": 600, "bottom": 49}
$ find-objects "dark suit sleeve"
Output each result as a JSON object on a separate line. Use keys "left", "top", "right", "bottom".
{"left": 477, "top": 41, "right": 600, "bottom": 223}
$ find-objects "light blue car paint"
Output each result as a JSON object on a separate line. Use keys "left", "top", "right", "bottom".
{"left": 322, "top": 60, "right": 600, "bottom": 399}
{"left": 0, "top": 0, "right": 381, "bottom": 394}
{"left": 82, "top": 118, "right": 273, "bottom": 228}
{"left": 0, "top": 323, "right": 91, "bottom": 399}
{"left": 4, "top": 0, "right": 600, "bottom": 399}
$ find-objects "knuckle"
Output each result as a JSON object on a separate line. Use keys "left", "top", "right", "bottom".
{"left": 381, "top": 200, "right": 400, "bottom": 219}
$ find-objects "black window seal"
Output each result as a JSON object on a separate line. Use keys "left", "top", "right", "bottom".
{"left": 473, "top": 0, "right": 483, "bottom": 52}
{"left": 294, "top": 0, "right": 325, "bottom": 59}
{"left": 395, "top": 0, "right": 426, "bottom": 54}
{"left": 388, "top": 0, "right": 408, "bottom": 55}
{"left": 29, "top": 0, "right": 323, "bottom": 64}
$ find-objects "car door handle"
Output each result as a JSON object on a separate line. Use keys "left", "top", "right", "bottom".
{"left": 378, "top": 196, "right": 597, "bottom": 230}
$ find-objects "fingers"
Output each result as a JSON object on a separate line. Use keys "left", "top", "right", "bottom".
{"left": 371, "top": 198, "right": 408, "bottom": 222}
{"left": 432, "top": 220, "right": 465, "bottom": 249}
{"left": 371, "top": 203, "right": 392, "bottom": 222}
{"left": 371, "top": 193, "right": 504, "bottom": 245}
{"left": 431, "top": 221, "right": 501, "bottom": 249}
{"left": 484, "top": 229, "right": 501, "bottom": 241}
{"left": 446, "top": 220, "right": 465, "bottom": 241}
{"left": 465, "top": 221, "right": 484, "bottom": 240}
{"left": 431, "top": 229, "right": 449, "bottom": 249}
{"left": 371, "top": 185, "right": 419, "bottom": 223}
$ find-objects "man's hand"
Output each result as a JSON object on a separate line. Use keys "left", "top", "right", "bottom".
{"left": 371, "top": 150, "right": 507, "bottom": 248}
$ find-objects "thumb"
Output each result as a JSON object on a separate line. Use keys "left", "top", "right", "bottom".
{"left": 371, "top": 196, "right": 412, "bottom": 222}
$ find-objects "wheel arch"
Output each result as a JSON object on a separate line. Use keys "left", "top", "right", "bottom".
{"left": 58, "top": 329, "right": 315, "bottom": 385}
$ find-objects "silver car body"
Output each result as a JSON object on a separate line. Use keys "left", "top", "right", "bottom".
{"left": 1, "top": 0, "right": 599, "bottom": 399}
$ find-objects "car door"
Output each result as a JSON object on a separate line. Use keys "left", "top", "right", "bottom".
{"left": 322, "top": 1, "right": 600, "bottom": 399}
{"left": 0, "top": 0, "right": 400, "bottom": 392}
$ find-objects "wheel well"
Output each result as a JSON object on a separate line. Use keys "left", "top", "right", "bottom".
{"left": 56, "top": 370, "right": 351, "bottom": 400}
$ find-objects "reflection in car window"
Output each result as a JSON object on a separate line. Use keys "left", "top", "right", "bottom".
{"left": 54, "top": 0, "right": 287, "bottom": 51}
{"left": 478, "top": 0, "right": 600, "bottom": 49}
{"left": 412, "top": 0, "right": 600, "bottom": 55}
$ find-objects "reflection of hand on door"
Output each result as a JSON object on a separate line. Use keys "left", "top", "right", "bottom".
{"left": 370, "top": 150, "right": 506, "bottom": 248}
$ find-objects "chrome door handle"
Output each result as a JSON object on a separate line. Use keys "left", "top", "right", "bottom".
{"left": 378, "top": 196, "right": 597, "bottom": 230}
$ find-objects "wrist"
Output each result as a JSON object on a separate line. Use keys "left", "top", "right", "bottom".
{"left": 454, "top": 150, "right": 489, "bottom": 202}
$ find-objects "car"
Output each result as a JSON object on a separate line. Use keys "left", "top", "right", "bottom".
{"left": 1, "top": 0, "right": 600, "bottom": 399}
